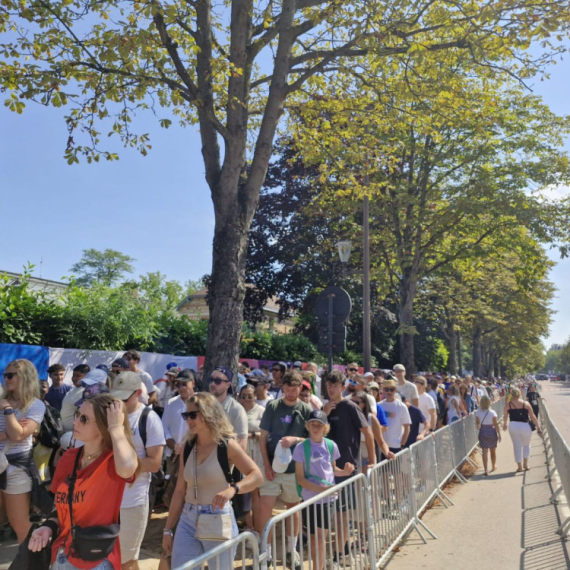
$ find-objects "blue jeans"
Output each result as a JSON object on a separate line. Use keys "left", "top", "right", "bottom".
{"left": 52, "top": 548, "right": 112, "bottom": 569}
{"left": 172, "top": 503, "right": 238, "bottom": 569}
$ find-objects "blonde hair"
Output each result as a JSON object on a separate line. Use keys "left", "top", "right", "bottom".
{"left": 186, "top": 392, "right": 236, "bottom": 444}
{"left": 479, "top": 395, "right": 491, "bottom": 410}
{"left": 383, "top": 379, "right": 396, "bottom": 389}
{"left": 305, "top": 420, "right": 331, "bottom": 436}
{"left": 86, "top": 394, "right": 142, "bottom": 480}
{"left": 510, "top": 387, "right": 521, "bottom": 399}
{"left": 5, "top": 359, "right": 40, "bottom": 412}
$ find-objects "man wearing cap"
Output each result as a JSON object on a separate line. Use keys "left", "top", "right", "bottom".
{"left": 413, "top": 376, "right": 437, "bottom": 436}
{"left": 154, "top": 366, "right": 180, "bottom": 413}
{"left": 247, "top": 372, "right": 274, "bottom": 408}
{"left": 269, "top": 362, "right": 287, "bottom": 398}
{"left": 257, "top": 371, "right": 312, "bottom": 569}
{"left": 110, "top": 372, "right": 165, "bottom": 570}
{"left": 59, "top": 364, "right": 91, "bottom": 432}
{"left": 393, "top": 364, "right": 419, "bottom": 408}
{"left": 209, "top": 367, "right": 248, "bottom": 451}
{"left": 123, "top": 350, "right": 157, "bottom": 405}
{"left": 111, "top": 357, "right": 130, "bottom": 378}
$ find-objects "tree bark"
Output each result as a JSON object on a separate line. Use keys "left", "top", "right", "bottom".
{"left": 457, "top": 330, "right": 463, "bottom": 376}
{"left": 398, "top": 270, "right": 417, "bottom": 373}
{"left": 447, "top": 321, "right": 457, "bottom": 375}
{"left": 472, "top": 327, "right": 482, "bottom": 377}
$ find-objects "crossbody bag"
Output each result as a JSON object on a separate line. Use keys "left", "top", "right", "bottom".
{"left": 68, "top": 451, "right": 120, "bottom": 561}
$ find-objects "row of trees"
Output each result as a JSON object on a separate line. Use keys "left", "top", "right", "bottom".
{"left": 3, "top": 0, "right": 570, "bottom": 375}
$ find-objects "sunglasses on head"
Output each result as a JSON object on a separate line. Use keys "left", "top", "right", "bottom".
{"left": 383, "top": 387, "right": 396, "bottom": 392}
{"left": 210, "top": 376, "right": 229, "bottom": 385}
{"left": 2, "top": 372, "right": 17, "bottom": 380}
{"left": 74, "top": 410, "right": 94, "bottom": 424}
{"left": 181, "top": 411, "right": 199, "bottom": 421}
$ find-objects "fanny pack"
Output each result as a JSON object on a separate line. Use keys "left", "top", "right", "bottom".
{"left": 68, "top": 451, "right": 120, "bottom": 561}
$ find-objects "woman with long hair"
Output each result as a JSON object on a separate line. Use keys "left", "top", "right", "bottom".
{"left": 459, "top": 384, "right": 475, "bottom": 414}
{"left": 475, "top": 395, "right": 501, "bottom": 475}
{"left": 162, "top": 392, "right": 263, "bottom": 569}
{"left": 0, "top": 359, "right": 46, "bottom": 543}
{"left": 28, "top": 393, "right": 140, "bottom": 569}
{"left": 503, "top": 387, "right": 541, "bottom": 472}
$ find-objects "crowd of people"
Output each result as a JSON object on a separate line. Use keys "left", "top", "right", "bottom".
{"left": 0, "top": 352, "right": 541, "bottom": 569}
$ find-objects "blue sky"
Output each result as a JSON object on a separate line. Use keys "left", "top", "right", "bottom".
{"left": 1, "top": 54, "right": 569, "bottom": 349}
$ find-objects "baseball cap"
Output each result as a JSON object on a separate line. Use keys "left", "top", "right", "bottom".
{"left": 109, "top": 371, "right": 142, "bottom": 400}
{"left": 301, "top": 380, "right": 312, "bottom": 392}
{"left": 82, "top": 369, "right": 108, "bottom": 386}
{"left": 293, "top": 361, "right": 303, "bottom": 369}
{"left": 213, "top": 367, "right": 234, "bottom": 384}
{"left": 368, "top": 381, "right": 380, "bottom": 390}
{"left": 112, "top": 358, "right": 130, "bottom": 369}
{"left": 307, "top": 410, "right": 328, "bottom": 425}
{"left": 393, "top": 364, "right": 406, "bottom": 372}
{"left": 272, "top": 441, "right": 292, "bottom": 474}
{"left": 246, "top": 369, "right": 266, "bottom": 379}
{"left": 75, "top": 382, "right": 110, "bottom": 406}
{"left": 166, "top": 362, "right": 178, "bottom": 369}
{"left": 96, "top": 364, "right": 109, "bottom": 373}
{"left": 364, "top": 372, "right": 374, "bottom": 379}
{"left": 166, "top": 367, "right": 181, "bottom": 376}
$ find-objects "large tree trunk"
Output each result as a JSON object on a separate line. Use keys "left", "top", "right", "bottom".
{"left": 472, "top": 327, "right": 482, "bottom": 377}
{"left": 457, "top": 330, "right": 463, "bottom": 376}
{"left": 398, "top": 271, "right": 417, "bottom": 373}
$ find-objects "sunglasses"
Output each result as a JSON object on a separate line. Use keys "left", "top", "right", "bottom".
{"left": 74, "top": 410, "right": 94, "bottom": 424}
{"left": 240, "top": 394, "right": 254, "bottom": 400}
{"left": 181, "top": 411, "right": 199, "bottom": 421}
{"left": 383, "top": 388, "right": 396, "bottom": 392}
{"left": 348, "top": 368, "right": 358, "bottom": 372}
{"left": 210, "top": 377, "right": 229, "bottom": 385}
{"left": 414, "top": 381, "right": 425, "bottom": 386}
{"left": 2, "top": 372, "right": 17, "bottom": 380}
{"left": 348, "top": 379, "right": 358, "bottom": 386}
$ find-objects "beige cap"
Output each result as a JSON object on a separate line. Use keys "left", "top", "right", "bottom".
{"left": 110, "top": 371, "right": 142, "bottom": 400}
{"left": 393, "top": 364, "right": 406, "bottom": 372}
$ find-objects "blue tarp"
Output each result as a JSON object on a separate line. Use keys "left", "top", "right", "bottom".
{"left": 0, "top": 342, "right": 50, "bottom": 382}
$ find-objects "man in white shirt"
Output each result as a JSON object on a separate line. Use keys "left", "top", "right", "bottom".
{"left": 111, "top": 372, "right": 165, "bottom": 570}
{"left": 123, "top": 349, "right": 157, "bottom": 405}
{"left": 393, "top": 364, "right": 419, "bottom": 408}
{"left": 162, "top": 371, "right": 196, "bottom": 458}
{"left": 413, "top": 376, "right": 437, "bottom": 436}
{"left": 379, "top": 379, "right": 411, "bottom": 452}
{"left": 464, "top": 375, "right": 479, "bottom": 407}
{"left": 154, "top": 366, "right": 180, "bottom": 411}
{"left": 209, "top": 367, "right": 248, "bottom": 450}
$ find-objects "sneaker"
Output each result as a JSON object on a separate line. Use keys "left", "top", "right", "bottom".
{"left": 285, "top": 551, "right": 302, "bottom": 570}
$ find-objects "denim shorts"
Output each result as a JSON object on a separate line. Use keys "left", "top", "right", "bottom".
{"left": 52, "top": 549, "right": 112, "bottom": 570}
{"left": 171, "top": 503, "right": 239, "bottom": 569}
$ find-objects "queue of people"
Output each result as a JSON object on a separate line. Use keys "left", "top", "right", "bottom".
{"left": 0, "top": 354, "right": 533, "bottom": 569}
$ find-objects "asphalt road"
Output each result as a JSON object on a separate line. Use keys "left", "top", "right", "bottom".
{"left": 536, "top": 380, "right": 570, "bottom": 441}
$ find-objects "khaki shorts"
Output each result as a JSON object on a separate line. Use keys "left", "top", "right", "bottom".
{"left": 119, "top": 503, "right": 149, "bottom": 562}
{"left": 3, "top": 465, "right": 32, "bottom": 495}
{"left": 259, "top": 472, "right": 300, "bottom": 504}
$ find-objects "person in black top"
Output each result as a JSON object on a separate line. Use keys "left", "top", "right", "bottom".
{"left": 526, "top": 385, "right": 541, "bottom": 418}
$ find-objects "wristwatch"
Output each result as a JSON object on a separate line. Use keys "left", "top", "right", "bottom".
{"left": 231, "top": 483, "right": 240, "bottom": 495}
{"left": 3, "top": 408, "right": 14, "bottom": 416}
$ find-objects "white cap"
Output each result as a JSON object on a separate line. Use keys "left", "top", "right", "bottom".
{"left": 364, "top": 372, "right": 374, "bottom": 379}
{"left": 272, "top": 441, "right": 292, "bottom": 474}
{"left": 82, "top": 369, "right": 108, "bottom": 386}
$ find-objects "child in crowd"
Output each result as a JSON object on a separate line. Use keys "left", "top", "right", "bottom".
{"left": 293, "top": 410, "right": 354, "bottom": 570}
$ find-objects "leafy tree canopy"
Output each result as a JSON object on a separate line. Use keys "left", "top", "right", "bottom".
{"left": 70, "top": 248, "right": 135, "bottom": 287}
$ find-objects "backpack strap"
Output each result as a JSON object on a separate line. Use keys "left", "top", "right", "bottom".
{"left": 183, "top": 439, "right": 196, "bottom": 465}
{"left": 217, "top": 440, "right": 234, "bottom": 484}
{"left": 303, "top": 438, "right": 332, "bottom": 486}
{"left": 325, "top": 438, "right": 334, "bottom": 462}
{"left": 139, "top": 406, "right": 151, "bottom": 449}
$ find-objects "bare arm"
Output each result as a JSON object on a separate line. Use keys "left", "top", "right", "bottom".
{"left": 360, "top": 426, "right": 376, "bottom": 465}
{"left": 140, "top": 444, "right": 164, "bottom": 473}
{"left": 428, "top": 408, "right": 437, "bottom": 431}
{"left": 493, "top": 416, "right": 501, "bottom": 440}
{"left": 370, "top": 415, "right": 392, "bottom": 458}
{"left": 0, "top": 400, "right": 39, "bottom": 442}
{"left": 259, "top": 429, "right": 275, "bottom": 481}
{"left": 162, "top": 455, "right": 187, "bottom": 555}
{"left": 227, "top": 439, "right": 263, "bottom": 494}
{"left": 107, "top": 402, "right": 138, "bottom": 479}
{"left": 401, "top": 424, "right": 411, "bottom": 448}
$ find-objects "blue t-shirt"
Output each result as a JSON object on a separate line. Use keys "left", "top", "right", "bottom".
{"left": 376, "top": 403, "right": 388, "bottom": 426}
{"left": 45, "top": 384, "right": 72, "bottom": 411}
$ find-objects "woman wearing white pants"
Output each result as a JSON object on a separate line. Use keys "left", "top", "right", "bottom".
{"left": 503, "top": 388, "right": 541, "bottom": 472}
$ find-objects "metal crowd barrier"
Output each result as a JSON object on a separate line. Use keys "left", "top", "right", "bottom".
{"left": 174, "top": 530, "right": 260, "bottom": 569}
{"left": 539, "top": 400, "right": 570, "bottom": 536}
{"left": 175, "top": 396, "right": 506, "bottom": 570}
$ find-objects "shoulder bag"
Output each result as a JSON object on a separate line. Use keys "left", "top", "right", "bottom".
{"left": 68, "top": 451, "right": 120, "bottom": 561}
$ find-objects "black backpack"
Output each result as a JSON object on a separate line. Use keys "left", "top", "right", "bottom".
{"left": 39, "top": 402, "right": 63, "bottom": 449}
{"left": 184, "top": 438, "right": 251, "bottom": 519}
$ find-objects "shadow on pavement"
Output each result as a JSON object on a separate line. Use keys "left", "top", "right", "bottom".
{"left": 520, "top": 440, "right": 570, "bottom": 570}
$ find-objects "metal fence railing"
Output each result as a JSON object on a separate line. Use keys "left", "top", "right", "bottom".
{"left": 539, "top": 400, "right": 570, "bottom": 537}
{"left": 175, "top": 396, "right": 505, "bottom": 570}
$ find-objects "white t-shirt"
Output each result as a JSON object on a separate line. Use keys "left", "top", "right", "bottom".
{"left": 121, "top": 405, "right": 166, "bottom": 509}
{"left": 397, "top": 380, "right": 419, "bottom": 404}
{"left": 162, "top": 395, "right": 189, "bottom": 456}
{"left": 447, "top": 396, "right": 462, "bottom": 422}
{"left": 379, "top": 399, "right": 411, "bottom": 449}
{"left": 138, "top": 369, "right": 155, "bottom": 394}
{"left": 475, "top": 408, "right": 497, "bottom": 426}
{"left": 418, "top": 392, "right": 436, "bottom": 431}
{"left": 256, "top": 394, "right": 274, "bottom": 408}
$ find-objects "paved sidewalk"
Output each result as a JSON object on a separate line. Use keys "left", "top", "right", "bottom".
{"left": 385, "top": 430, "right": 570, "bottom": 570}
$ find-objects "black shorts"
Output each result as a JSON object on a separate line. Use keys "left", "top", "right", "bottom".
{"left": 305, "top": 502, "right": 333, "bottom": 530}
{"left": 381, "top": 447, "right": 401, "bottom": 461}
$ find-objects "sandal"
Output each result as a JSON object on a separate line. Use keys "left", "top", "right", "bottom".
{"left": 524, "top": 465, "right": 530, "bottom": 471}
{"left": 516, "top": 467, "right": 523, "bottom": 473}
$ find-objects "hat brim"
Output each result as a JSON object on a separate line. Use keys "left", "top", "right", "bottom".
{"left": 109, "top": 389, "right": 135, "bottom": 400}
{"left": 307, "top": 418, "right": 328, "bottom": 425}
